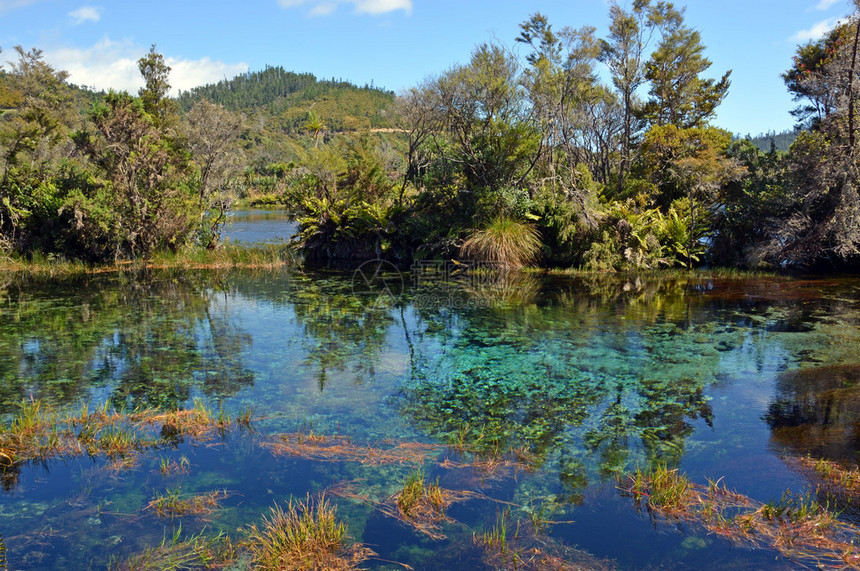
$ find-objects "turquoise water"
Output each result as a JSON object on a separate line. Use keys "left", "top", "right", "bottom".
{"left": 0, "top": 269, "right": 858, "bottom": 568}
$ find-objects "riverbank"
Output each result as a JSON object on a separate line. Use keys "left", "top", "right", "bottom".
{"left": 0, "top": 243, "right": 295, "bottom": 276}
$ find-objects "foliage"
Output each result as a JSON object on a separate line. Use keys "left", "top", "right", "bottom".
{"left": 642, "top": 4, "right": 731, "bottom": 129}
{"left": 69, "top": 91, "right": 197, "bottom": 259}
{"left": 460, "top": 216, "right": 542, "bottom": 269}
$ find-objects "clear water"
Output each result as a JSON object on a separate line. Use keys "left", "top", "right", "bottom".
{"left": 0, "top": 268, "right": 858, "bottom": 569}
{"left": 221, "top": 209, "right": 297, "bottom": 245}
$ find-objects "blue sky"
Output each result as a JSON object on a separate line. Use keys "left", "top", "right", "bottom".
{"left": 0, "top": 0, "right": 854, "bottom": 135}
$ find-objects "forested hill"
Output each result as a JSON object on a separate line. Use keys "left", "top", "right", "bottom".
{"left": 745, "top": 129, "right": 799, "bottom": 153}
{"left": 175, "top": 65, "right": 397, "bottom": 131}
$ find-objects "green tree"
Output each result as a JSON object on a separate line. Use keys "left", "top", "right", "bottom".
{"left": 600, "top": 0, "right": 654, "bottom": 191}
{"left": 642, "top": 4, "right": 731, "bottom": 128}
{"left": 638, "top": 124, "right": 744, "bottom": 267}
{"left": 434, "top": 42, "right": 542, "bottom": 216}
{"left": 137, "top": 44, "right": 176, "bottom": 126}
{"left": 0, "top": 46, "right": 74, "bottom": 251}
{"left": 68, "top": 47, "right": 198, "bottom": 259}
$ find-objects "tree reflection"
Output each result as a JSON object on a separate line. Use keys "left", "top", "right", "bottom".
{"left": 287, "top": 275, "right": 396, "bottom": 390}
{"left": 765, "top": 363, "right": 860, "bottom": 462}
{"left": 0, "top": 271, "right": 255, "bottom": 412}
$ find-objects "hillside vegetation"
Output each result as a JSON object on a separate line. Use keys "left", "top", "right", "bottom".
{"left": 2, "top": 0, "right": 860, "bottom": 272}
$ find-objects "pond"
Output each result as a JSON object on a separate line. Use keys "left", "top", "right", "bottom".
{"left": 221, "top": 209, "right": 298, "bottom": 245}
{"left": 0, "top": 266, "right": 858, "bottom": 569}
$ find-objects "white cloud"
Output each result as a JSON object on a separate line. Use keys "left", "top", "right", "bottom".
{"left": 815, "top": 0, "right": 840, "bottom": 10}
{"left": 44, "top": 37, "right": 248, "bottom": 94}
{"left": 277, "top": 0, "right": 412, "bottom": 16}
{"left": 69, "top": 6, "right": 101, "bottom": 24}
{"left": 0, "top": 0, "right": 42, "bottom": 15}
{"left": 309, "top": 2, "right": 337, "bottom": 16}
{"left": 791, "top": 17, "right": 840, "bottom": 42}
{"left": 354, "top": 0, "right": 412, "bottom": 14}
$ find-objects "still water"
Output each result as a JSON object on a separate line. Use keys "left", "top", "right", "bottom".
{"left": 0, "top": 267, "right": 858, "bottom": 568}
{"left": 221, "top": 209, "right": 298, "bottom": 245}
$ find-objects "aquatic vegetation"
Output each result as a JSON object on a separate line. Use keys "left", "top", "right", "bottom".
{"left": 395, "top": 468, "right": 445, "bottom": 518}
{"left": 2, "top": 269, "right": 860, "bottom": 568}
{"left": 0, "top": 399, "right": 252, "bottom": 485}
{"left": 146, "top": 488, "right": 229, "bottom": 520}
{"left": 158, "top": 456, "right": 191, "bottom": 476}
{"left": 110, "top": 529, "right": 237, "bottom": 570}
{"left": 244, "top": 495, "right": 373, "bottom": 570}
{"left": 261, "top": 431, "right": 442, "bottom": 465}
{"left": 329, "top": 476, "right": 477, "bottom": 541}
{"left": 474, "top": 509, "right": 613, "bottom": 571}
{"left": 619, "top": 467, "right": 860, "bottom": 568}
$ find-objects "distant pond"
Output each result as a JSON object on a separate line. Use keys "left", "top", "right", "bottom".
{"left": 221, "top": 209, "right": 297, "bottom": 245}
{"left": 0, "top": 266, "right": 859, "bottom": 568}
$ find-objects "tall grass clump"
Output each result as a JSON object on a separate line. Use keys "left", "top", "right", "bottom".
{"left": 461, "top": 216, "right": 542, "bottom": 269}
{"left": 395, "top": 468, "right": 446, "bottom": 520}
{"left": 244, "top": 495, "right": 372, "bottom": 570}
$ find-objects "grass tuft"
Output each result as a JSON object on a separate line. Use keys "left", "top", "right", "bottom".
{"left": 147, "top": 488, "right": 229, "bottom": 520}
{"left": 244, "top": 495, "right": 373, "bottom": 570}
{"left": 461, "top": 217, "right": 542, "bottom": 269}
{"left": 619, "top": 466, "right": 860, "bottom": 568}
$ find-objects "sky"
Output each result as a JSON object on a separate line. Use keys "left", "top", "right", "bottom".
{"left": 0, "top": 0, "right": 855, "bottom": 135}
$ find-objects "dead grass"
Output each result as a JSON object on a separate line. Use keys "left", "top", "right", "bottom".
{"left": 261, "top": 432, "right": 443, "bottom": 465}
{"left": 793, "top": 456, "right": 860, "bottom": 500}
{"left": 329, "top": 476, "right": 477, "bottom": 541}
{"left": 475, "top": 509, "right": 615, "bottom": 571}
{"left": 619, "top": 465, "right": 860, "bottom": 568}
{"left": 110, "top": 530, "right": 237, "bottom": 570}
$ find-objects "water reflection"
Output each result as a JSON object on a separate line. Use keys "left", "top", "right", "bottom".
{"left": 0, "top": 272, "right": 255, "bottom": 412}
{"left": 766, "top": 363, "right": 860, "bottom": 461}
{"left": 0, "top": 269, "right": 858, "bottom": 568}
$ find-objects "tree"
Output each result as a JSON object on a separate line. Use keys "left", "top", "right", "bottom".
{"left": 0, "top": 46, "right": 74, "bottom": 250}
{"left": 432, "top": 43, "right": 543, "bottom": 219}
{"left": 642, "top": 4, "right": 731, "bottom": 129}
{"left": 639, "top": 124, "right": 744, "bottom": 267}
{"left": 182, "top": 100, "right": 246, "bottom": 247}
{"left": 395, "top": 80, "right": 442, "bottom": 203}
{"left": 68, "top": 47, "right": 197, "bottom": 259}
{"left": 70, "top": 91, "right": 196, "bottom": 258}
{"left": 137, "top": 44, "right": 176, "bottom": 126}
{"left": 758, "top": 5, "right": 860, "bottom": 268}
{"left": 304, "top": 110, "right": 326, "bottom": 148}
{"left": 600, "top": 0, "right": 654, "bottom": 191}
{"left": 783, "top": 27, "right": 843, "bottom": 130}
{"left": 517, "top": 14, "right": 606, "bottom": 213}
